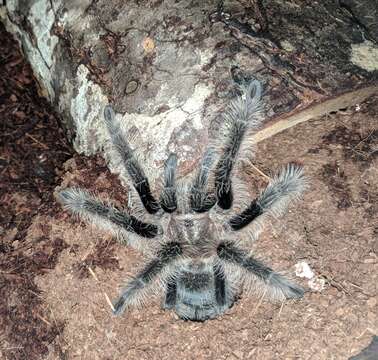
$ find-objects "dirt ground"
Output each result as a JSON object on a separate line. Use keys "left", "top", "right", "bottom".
{"left": 1, "top": 23, "right": 377, "bottom": 360}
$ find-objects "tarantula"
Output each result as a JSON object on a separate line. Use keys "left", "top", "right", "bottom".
{"left": 58, "top": 80, "right": 306, "bottom": 321}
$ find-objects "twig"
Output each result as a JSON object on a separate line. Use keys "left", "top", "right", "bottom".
{"left": 278, "top": 301, "right": 284, "bottom": 318}
{"left": 87, "top": 266, "right": 99, "bottom": 281}
{"left": 352, "top": 130, "right": 374, "bottom": 151}
{"left": 252, "top": 85, "right": 378, "bottom": 144}
{"left": 36, "top": 313, "right": 52, "bottom": 326}
{"left": 103, "top": 292, "right": 115, "bottom": 312}
{"left": 87, "top": 266, "right": 115, "bottom": 312}
{"left": 25, "top": 133, "right": 49, "bottom": 149}
{"left": 250, "top": 163, "right": 271, "bottom": 181}
{"left": 252, "top": 286, "right": 268, "bottom": 314}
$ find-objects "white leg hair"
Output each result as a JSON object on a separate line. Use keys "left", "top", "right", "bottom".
{"left": 104, "top": 105, "right": 160, "bottom": 214}
{"left": 217, "top": 242, "right": 304, "bottom": 302}
{"left": 57, "top": 188, "right": 161, "bottom": 250}
{"left": 212, "top": 80, "right": 265, "bottom": 210}
{"left": 229, "top": 163, "right": 307, "bottom": 231}
{"left": 190, "top": 147, "right": 217, "bottom": 212}
{"left": 113, "top": 242, "right": 182, "bottom": 315}
{"left": 160, "top": 153, "right": 178, "bottom": 213}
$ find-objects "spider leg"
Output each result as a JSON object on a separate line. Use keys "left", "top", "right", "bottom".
{"left": 190, "top": 148, "right": 216, "bottom": 212}
{"left": 163, "top": 279, "right": 177, "bottom": 309}
{"left": 58, "top": 188, "right": 160, "bottom": 239}
{"left": 113, "top": 242, "right": 182, "bottom": 315}
{"left": 213, "top": 263, "right": 226, "bottom": 306}
{"left": 229, "top": 163, "right": 306, "bottom": 231}
{"left": 214, "top": 80, "right": 263, "bottom": 209}
{"left": 104, "top": 105, "right": 160, "bottom": 214}
{"left": 217, "top": 241, "right": 304, "bottom": 300}
{"left": 160, "top": 153, "right": 178, "bottom": 213}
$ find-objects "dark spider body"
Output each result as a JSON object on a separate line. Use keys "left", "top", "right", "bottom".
{"left": 162, "top": 213, "right": 234, "bottom": 321}
{"left": 58, "top": 80, "right": 307, "bottom": 321}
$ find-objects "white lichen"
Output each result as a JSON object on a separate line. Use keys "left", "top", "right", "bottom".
{"left": 29, "top": 0, "right": 59, "bottom": 69}
{"left": 351, "top": 40, "right": 378, "bottom": 72}
{"left": 70, "top": 65, "right": 108, "bottom": 155}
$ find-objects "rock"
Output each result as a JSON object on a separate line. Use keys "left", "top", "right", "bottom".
{"left": 295, "top": 261, "right": 315, "bottom": 279}
{"left": 1, "top": 0, "right": 377, "bottom": 183}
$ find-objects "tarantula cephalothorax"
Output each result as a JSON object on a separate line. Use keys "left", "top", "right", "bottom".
{"left": 58, "top": 80, "right": 307, "bottom": 321}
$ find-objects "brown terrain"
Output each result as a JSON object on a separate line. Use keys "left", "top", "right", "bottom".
{"left": 1, "top": 23, "right": 377, "bottom": 360}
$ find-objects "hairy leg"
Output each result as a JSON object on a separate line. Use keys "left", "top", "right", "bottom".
{"left": 190, "top": 148, "right": 216, "bottom": 212}
{"left": 213, "top": 263, "right": 226, "bottom": 306}
{"left": 163, "top": 279, "right": 177, "bottom": 309}
{"left": 229, "top": 163, "right": 306, "bottom": 230}
{"left": 160, "top": 153, "right": 178, "bottom": 213}
{"left": 104, "top": 105, "right": 160, "bottom": 214}
{"left": 58, "top": 188, "right": 160, "bottom": 238}
{"left": 217, "top": 241, "right": 304, "bottom": 300}
{"left": 113, "top": 242, "right": 182, "bottom": 315}
{"left": 214, "top": 80, "right": 263, "bottom": 209}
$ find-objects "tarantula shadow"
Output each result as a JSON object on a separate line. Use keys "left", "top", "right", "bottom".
{"left": 58, "top": 79, "right": 307, "bottom": 321}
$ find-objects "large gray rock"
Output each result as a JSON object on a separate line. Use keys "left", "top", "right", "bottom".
{"left": 1, "top": 0, "right": 377, "bottom": 180}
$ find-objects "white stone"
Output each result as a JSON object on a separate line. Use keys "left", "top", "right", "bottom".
{"left": 351, "top": 40, "right": 378, "bottom": 72}
{"left": 308, "top": 277, "right": 326, "bottom": 292}
{"left": 295, "top": 261, "right": 315, "bottom": 279}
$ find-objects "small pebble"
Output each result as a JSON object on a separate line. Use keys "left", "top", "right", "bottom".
{"left": 295, "top": 261, "right": 315, "bottom": 279}
{"left": 125, "top": 80, "right": 138, "bottom": 95}
{"left": 367, "top": 297, "right": 377, "bottom": 308}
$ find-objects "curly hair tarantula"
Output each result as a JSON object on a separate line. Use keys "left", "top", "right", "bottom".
{"left": 58, "top": 79, "right": 307, "bottom": 321}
